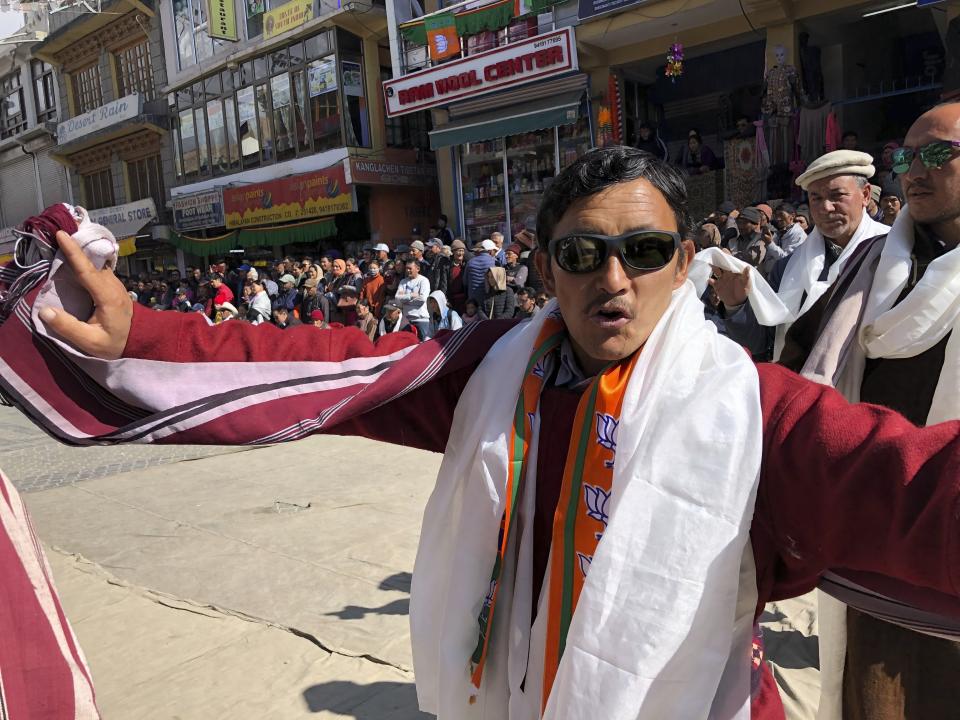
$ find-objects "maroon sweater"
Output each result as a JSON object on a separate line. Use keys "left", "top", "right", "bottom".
{"left": 124, "top": 304, "right": 960, "bottom": 719}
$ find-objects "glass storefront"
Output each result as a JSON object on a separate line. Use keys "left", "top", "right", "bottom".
{"left": 459, "top": 119, "right": 591, "bottom": 244}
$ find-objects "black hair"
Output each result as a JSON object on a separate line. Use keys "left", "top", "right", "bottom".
{"left": 536, "top": 145, "right": 694, "bottom": 248}
{"left": 405, "top": 259, "right": 421, "bottom": 269}
{"left": 778, "top": 202, "right": 796, "bottom": 216}
{"left": 842, "top": 130, "right": 858, "bottom": 139}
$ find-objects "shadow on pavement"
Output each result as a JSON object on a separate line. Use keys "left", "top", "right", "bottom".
{"left": 326, "top": 598, "right": 410, "bottom": 620}
{"left": 303, "top": 680, "right": 433, "bottom": 718}
{"left": 379, "top": 571, "right": 412, "bottom": 593}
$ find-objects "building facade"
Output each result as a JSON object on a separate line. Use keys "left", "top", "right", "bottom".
{"left": 0, "top": 6, "right": 70, "bottom": 250}
{"left": 33, "top": 0, "right": 174, "bottom": 272}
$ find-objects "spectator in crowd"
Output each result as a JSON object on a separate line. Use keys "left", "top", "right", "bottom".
{"left": 460, "top": 297, "right": 486, "bottom": 326}
{"left": 425, "top": 238, "right": 451, "bottom": 296}
{"left": 395, "top": 259, "right": 431, "bottom": 338}
{"left": 344, "top": 258, "right": 364, "bottom": 293}
{"left": 516, "top": 229, "right": 545, "bottom": 295}
{"left": 465, "top": 239, "right": 497, "bottom": 303}
{"left": 490, "top": 231, "right": 506, "bottom": 266}
{"left": 867, "top": 184, "right": 883, "bottom": 221}
{"left": 695, "top": 223, "right": 722, "bottom": 251}
{"left": 759, "top": 202, "right": 807, "bottom": 276}
{"left": 634, "top": 121, "right": 669, "bottom": 161}
{"left": 247, "top": 278, "right": 272, "bottom": 324}
{"left": 319, "top": 256, "right": 333, "bottom": 283}
{"left": 795, "top": 205, "right": 811, "bottom": 232}
{"left": 447, "top": 239, "right": 469, "bottom": 312}
{"left": 514, "top": 287, "right": 538, "bottom": 320}
{"left": 436, "top": 214, "right": 455, "bottom": 245}
{"left": 727, "top": 206, "right": 766, "bottom": 267}
{"left": 355, "top": 299, "right": 377, "bottom": 340}
{"left": 335, "top": 286, "right": 359, "bottom": 326}
{"left": 309, "top": 309, "right": 327, "bottom": 329}
{"left": 879, "top": 191, "right": 902, "bottom": 227}
{"left": 679, "top": 129, "right": 717, "bottom": 175}
{"left": 188, "top": 266, "right": 203, "bottom": 293}
{"left": 382, "top": 260, "right": 401, "bottom": 299}
{"left": 271, "top": 306, "right": 300, "bottom": 329}
{"left": 482, "top": 266, "right": 516, "bottom": 320}
{"left": 841, "top": 130, "right": 859, "bottom": 151}
{"left": 290, "top": 262, "right": 304, "bottom": 288}
{"left": 373, "top": 243, "right": 390, "bottom": 265}
{"left": 298, "top": 278, "right": 325, "bottom": 323}
{"left": 394, "top": 244, "right": 410, "bottom": 263}
{"left": 503, "top": 244, "right": 528, "bottom": 291}
{"left": 409, "top": 240, "right": 431, "bottom": 276}
{"left": 873, "top": 141, "right": 901, "bottom": 198}
{"left": 273, "top": 274, "right": 299, "bottom": 312}
{"left": 209, "top": 273, "right": 234, "bottom": 311}
{"left": 534, "top": 291, "right": 549, "bottom": 309}
{"left": 376, "top": 299, "right": 414, "bottom": 338}
{"left": 424, "top": 290, "right": 462, "bottom": 340}
{"left": 708, "top": 201, "right": 738, "bottom": 232}
{"left": 734, "top": 115, "right": 755, "bottom": 139}
{"left": 214, "top": 302, "right": 239, "bottom": 323}
{"left": 361, "top": 260, "right": 385, "bottom": 316}
{"left": 325, "top": 259, "right": 349, "bottom": 302}
{"left": 171, "top": 286, "right": 192, "bottom": 312}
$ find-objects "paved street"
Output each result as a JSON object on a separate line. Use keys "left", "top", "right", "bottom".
{"left": 0, "top": 405, "right": 245, "bottom": 493}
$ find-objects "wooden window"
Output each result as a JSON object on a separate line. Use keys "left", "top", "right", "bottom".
{"left": 127, "top": 154, "right": 164, "bottom": 211}
{"left": 115, "top": 41, "right": 154, "bottom": 100}
{"left": 72, "top": 63, "right": 103, "bottom": 114}
{"left": 0, "top": 70, "right": 25, "bottom": 139}
{"left": 32, "top": 61, "right": 57, "bottom": 123}
{"left": 81, "top": 168, "right": 115, "bottom": 209}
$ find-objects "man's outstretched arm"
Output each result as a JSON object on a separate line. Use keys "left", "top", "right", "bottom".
{"left": 752, "top": 363, "right": 960, "bottom": 610}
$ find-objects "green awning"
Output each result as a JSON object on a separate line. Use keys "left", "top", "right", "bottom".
{"left": 169, "top": 217, "right": 338, "bottom": 256}
{"left": 429, "top": 91, "right": 584, "bottom": 149}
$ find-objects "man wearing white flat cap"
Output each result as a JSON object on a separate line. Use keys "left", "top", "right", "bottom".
{"left": 714, "top": 149, "right": 889, "bottom": 360}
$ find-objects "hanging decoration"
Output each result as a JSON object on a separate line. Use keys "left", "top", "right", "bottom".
{"left": 665, "top": 41, "right": 684, "bottom": 83}
{"left": 399, "top": 0, "right": 561, "bottom": 48}
{"left": 608, "top": 74, "right": 623, "bottom": 145}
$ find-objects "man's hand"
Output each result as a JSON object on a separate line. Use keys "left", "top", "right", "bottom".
{"left": 709, "top": 266, "right": 751, "bottom": 308}
{"left": 38, "top": 230, "right": 133, "bottom": 360}
{"left": 761, "top": 225, "right": 775, "bottom": 246}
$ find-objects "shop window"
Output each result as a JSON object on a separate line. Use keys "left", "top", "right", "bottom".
{"left": 0, "top": 70, "right": 25, "bottom": 139}
{"left": 270, "top": 73, "right": 295, "bottom": 162}
{"left": 558, "top": 116, "right": 591, "bottom": 171}
{"left": 32, "top": 60, "right": 56, "bottom": 123}
{"left": 127, "top": 154, "right": 165, "bottom": 212}
{"left": 207, "top": 98, "right": 236, "bottom": 174}
{"left": 507, "top": 130, "right": 555, "bottom": 238}
{"left": 173, "top": 0, "right": 225, "bottom": 70}
{"left": 461, "top": 138, "right": 506, "bottom": 246}
{"left": 223, "top": 97, "right": 240, "bottom": 169}
{"left": 115, "top": 40, "right": 155, "bottom": 100}
{"left": 179, "top": 108, "right": 200, "bottom": 178}
{"left": 195, "top": 107, "right": 209, "bottom": 176}
{"left": 341, "top": 60, "right": 370, "bottom": 148}
{"left": 254, "top": 83, "right": 273, "bottom": 162}
{"left": 291, "top": 69, "right": 310, "bottom": 154}
{"left": 72, "top": 62, "right": 103, "bottom": 114}
{"left": 307, "top": 56, "right": 341, "bottom": 152}
{"left": 81, "top": 169, "right": 115, "bottom": 209}
{"left": 236, "top": 85, "right": 259, "bottom": 167}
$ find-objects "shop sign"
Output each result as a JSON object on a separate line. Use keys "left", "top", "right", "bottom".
{"left": 382, "top": 27, "right": 577, "bottom": 118}
{"left": 87, "top": 199, "right": 157, "bottom": 240}
{"left": 223, "top": 164, "right": 354, "bottom": 229}
{"left": 578, "top": 0, "right": 653, "bottom": 19}
{"left": 57, "top": 94, "right": 141, "bottom": 145}
{"left": 263, "top": 0, "right": 313, "bottom": 39}
{"left": 172, "top": 190, "right": 225, "bottom": 231}
{"left": 347, "top": 157, "right": 436, "bottom": 186}
{"left": 208, "top": 0, "right": 238, "bottom": 40}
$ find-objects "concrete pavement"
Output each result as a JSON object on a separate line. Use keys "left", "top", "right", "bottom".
{"left": 14, "top": 426, "right": 819, "bottom": 718}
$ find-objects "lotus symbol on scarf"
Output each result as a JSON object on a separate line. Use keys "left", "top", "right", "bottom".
{"left": 595, "top": 412, "right": 618, "bottom": 467}
{"left": 577, "top": 552, "right": 593, "bottom": 578}
{"left": 583, "top": 484, "right": 611, "bottom": 527}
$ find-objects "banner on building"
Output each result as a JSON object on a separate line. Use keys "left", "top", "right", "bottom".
{"left": 87, "top": 199, "right": 157, "bottom": 240}
{"left": 347, "top": 156, "right": 436, "bottom": 186}
{"left": 172, "top": 189, "right": 226, "bottom": 231}
{"left": 57, "top": 94, "right": 141, "bottom": 145}
{"left": 263, "top": 0, "right": 313, "bottom": 39}
{"left": 208, "top": 0, "right": 238, "bottom": 40}
{"left": 223, "top": 164, "right": 354, "bottom": 229}
{"left": 382, "top": 27, "right": 577, "bottom": 117}
{"left": 578, "top": 0, "right": 652, "bottom": 19}
{"left": 425, "top": 14, "right": 461, "bottom": 62}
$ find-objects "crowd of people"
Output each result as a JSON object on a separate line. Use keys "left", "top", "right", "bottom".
{"left": 124, "top": 220, "right": 551, "bottom": 342}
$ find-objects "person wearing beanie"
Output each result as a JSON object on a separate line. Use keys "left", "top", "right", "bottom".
{"left": 447, "top": 238, "right": 469, "bottom": 313}
{"left": 726, "top": 206, "right": 766, "bottom": 267}
{"left": 309, "top": 308, "right": 327, "bottom": 329}
{"left": 879, "top": 190, "right": 902, "bottom": 227}
{"left": 503, "top": 243, "right": 528, "bottom": 291}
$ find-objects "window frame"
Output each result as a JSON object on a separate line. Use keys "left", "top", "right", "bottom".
{"left": 81, "top": 168, "right": 115, "bottom": 209}
{"left": 32, "top": 60, "right": 57, "bottom": 123}
{"left": 114, "top": 39, "right": 155, "bottom": 100}
{"left": 72, "top": 62, "right": 103, "bottom": 115}
{"left": 0, "top": 70, "right": 26, "bottom": 139}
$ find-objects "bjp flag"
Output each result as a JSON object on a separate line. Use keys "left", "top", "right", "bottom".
{"left": 425, "top": 14, "right": 460, "bottom": 61}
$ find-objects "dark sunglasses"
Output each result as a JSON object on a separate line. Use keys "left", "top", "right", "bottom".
{"left": 891, "top": 140, "right": 960, "bottom": 175}
{"left": 548, "top": 230, "right": 681, "bottom": 274}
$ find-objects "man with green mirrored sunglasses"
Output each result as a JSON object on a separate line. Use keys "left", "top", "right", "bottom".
{"left": 891, "top": 139, "right": 960, "bottom": 175}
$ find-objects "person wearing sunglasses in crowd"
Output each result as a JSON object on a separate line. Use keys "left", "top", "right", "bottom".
{"left": 712, "top": 148, "right": 889, "bottom": 361}
{"left": 24, "top": 146, "right": 960, "bottom": 720}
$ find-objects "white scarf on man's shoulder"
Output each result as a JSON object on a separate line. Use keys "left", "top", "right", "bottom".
{"left": 410, "top": 284, "right": 763, "bottom": 719}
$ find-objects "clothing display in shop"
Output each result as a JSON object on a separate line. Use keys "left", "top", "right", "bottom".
{"left": 762, "top": 46, "right": 804, "bottom": 166}
{"left": 723, "top": 137, "right": 761, "bottom": 211}
{"left": 798, "top": 32, "right": 825, "bottom": 104}
{"left": 798, "top": 102, "right": 832, "bottom": 166}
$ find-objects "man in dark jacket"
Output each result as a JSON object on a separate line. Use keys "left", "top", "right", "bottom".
{"left": 425, "top": 239, "right": 451, "bottom": 296}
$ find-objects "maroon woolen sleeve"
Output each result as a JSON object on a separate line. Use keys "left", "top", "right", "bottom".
{"left": 752, "top": 362, "right": 960, "bottom": 609}
{"left": 123, "top": 303, "right": 514, "bottom": 453}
